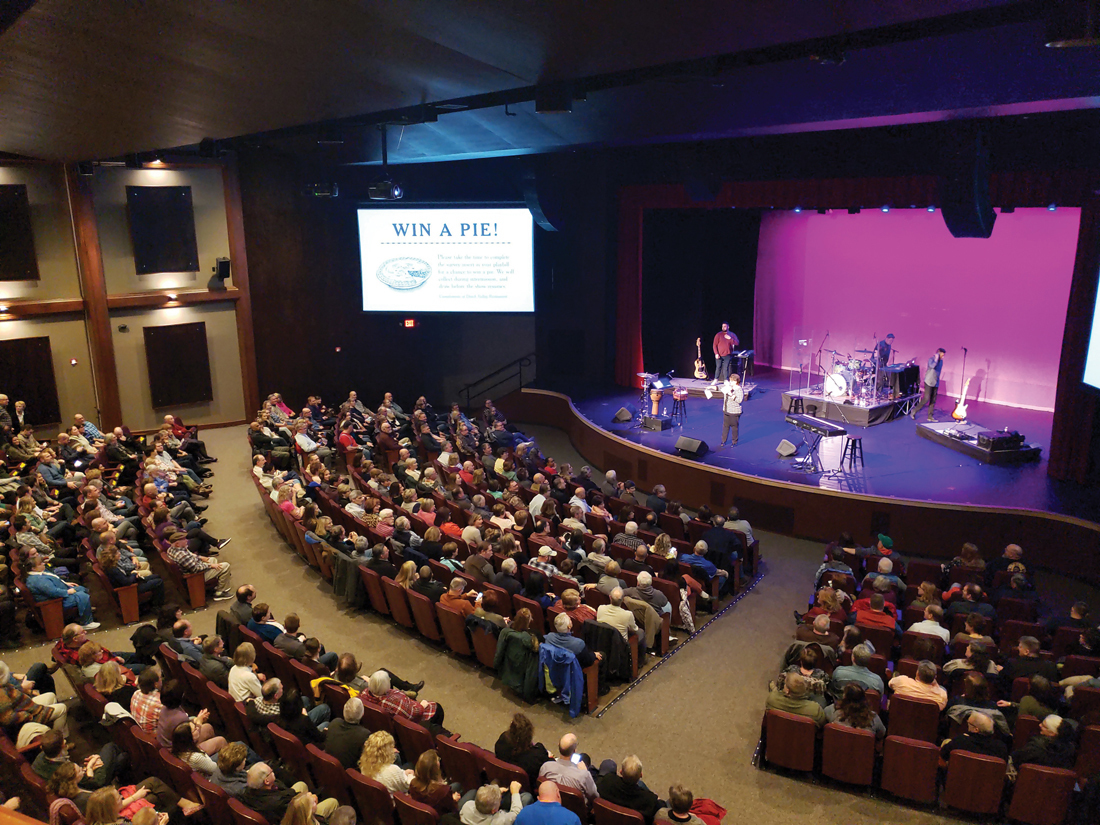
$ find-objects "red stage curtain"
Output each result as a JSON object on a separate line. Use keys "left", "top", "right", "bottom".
{"left": 1048, "top": 196, "right": 1100, "bottom": 484}
{"left": 614, "top": 172, "right": 1093, "bottom": 389}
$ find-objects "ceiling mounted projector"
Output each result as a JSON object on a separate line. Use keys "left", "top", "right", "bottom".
{"left": 368, "top": 179, "right": 403, "bottom": 200}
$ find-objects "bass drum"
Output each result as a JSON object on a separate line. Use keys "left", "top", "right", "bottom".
{"left": 824, "top": 371, "right": 849, "bottom": 397}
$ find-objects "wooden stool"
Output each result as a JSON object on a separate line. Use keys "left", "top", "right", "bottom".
{"left": 787, "top": 396, "right": 804, "bottom": 414}
{"left": 671, "top": 389, "right": 688, "bottom": 423}
{"left": 841, "top": 434, "right": 864, "bottom": 469}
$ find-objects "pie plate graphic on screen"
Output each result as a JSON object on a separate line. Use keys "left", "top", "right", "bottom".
{"left": 377, "top": 257, "right": 432, "bottom": 290}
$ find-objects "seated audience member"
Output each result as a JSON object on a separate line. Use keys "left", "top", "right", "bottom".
{"left": 538, "top": 734, "right": 598, "bottom": 802}
{"left": 795, "top": 615, "right": 840, "bottom": 651}
{"left": 94, "top": 661, "right": 137, "bottom": 710}
{"left": 474, "top": 590, "right": 508, "bottom": 629}
{"left": 888, "top": 660, "right": 948, "bottom": 711}
{"left": 941, "top": 710, "right": 1008, "bottom": 760}
{"left": 199, "top": 635, "right": 233, "bottom": 689}
{"left": 128, "top": 667, "right": 164, "bottom": 734}
{"left": 412, "top": 566, "right": 448, "bottom": 603}
{"left": 440, "top": 578, "right": 480, "bottom": 618}
{"left": 529, "top": 546, "right": 560, "bottom": 579}
{"left": 943, "top": 583, "right": 996, "bottom": 624}
{"left": 23, "top": 554, "right": 99, "bottom": 629}
{"left": 623, "top": 572, "right": 670, "bottom": 616}
{"left": 1000, "top": 635, "right": 1059, "bottom": 686}
{"left": 824, "top": 684, "right": 885, "bottom": 739}
{"left": 945, "top": 672, "right": 1011, "bottom": 739}
{"left": 165, "top": 535, "right": 233, "bottom": 600}
{"left": 325, "top": 698, "right": 371, "bottom": 769}
{"left": 496, "top": 713, "right": 553, "bottom": 790}
{"left": 774, "top": 646, "right": 829, "bottom": 705}
{"left": 589, "top": 560, "right": 625, "bottom": 596}
{"left": 941, "top": 541, "right": 986, "bottom": 584}
{"left": 852, "top": 593, "right": 899, "bottom": 636}
{"left": 210, "top": 741, "right": 252, "bottom": 797}
{"left": 828, "top": 644, "right": 884, "bottom": 700}
{"left": 999, "top": 674, "right": 1057, "bottom": 721}
{"left": 664, "top": 784, "right": 705, "bottom": 825}
{"left": 596, "top": 588, "right": 640, "bottom": 643}
{"left": 241, "top": 762, "right": 335, "bottom": 823}
{"left": 860, "top": 557, "right": 906, "bottom": 593}
{"left": 278, "top": 687, "right": 328, "bottom": 744}
{"left": 949, "top": 613, "right": 995, "bottom": 652}
{"left": 1044, "top": 600, "right": 1091, "bottom": 635}
{"left": 514, "top": 782, "right": 581, "bottom": 825}
{"left": 464, "top": 542, "right": 495, "bottom": 584}
{"left": 31, "top": 729, "right": 126, "bottom": 789}
{"left": 358, "top": 730, "right": 413, "bottom": 795}
{"left": 523, "top": 572, "right": 555, "bottom": 610}
{"left": 984, "top": 543, "right": 1028, "bottom": 587}
{"left": 460, "top": 781, "right": 526, "bottom": 825}
{"left": 228, "top": 642, "right": 266, "bottom": 701}
{"left": 1010, "top": 714, "right": 1077, "bottom": 773}
{"left": 992, "top": 572, "right": 1039, "bottom": 607}
{"left": 557, "top": 589, "right": 597, "bottom": 627}
{"left": 369, "top": 669, "right": 445, "bottom": 730}
{"left": 231, "top": 585, "right": 257, "bottom": 624}
{"left": 493, "top": 558, "right": 523, "bottom": 596}
{"left": 274, "top": 613, "right": 339, "bottom": 671}
{"left": 804, "top": 587, "right": 847, "bottom": 623}
{"left": 814, "top": 543, "right": 855, "bottom": 589}
{"left": 908, "top": 605, "right": 950, "bottom": 643}
{"left": 545, "top": 613, "right": 602, "bottom": 667}
{"left": 613, "top": 522, "right": 645, "bottom": 552}
{"left": 909, "top": 581, "right": 941, "bottom": 612}
{"left": 678, "top": 541, "right": 728, "bottom": 594}
{"left": 156, "top": 679, "right": 226, "bottom": 753}
{"left": 858, "top": 533, "right": 907, "bottom": 576}
{"left": 764, "top": 672, "right": 825, "bottom": 726}
{"left": 942, "top": 642, "right": 998, "bottom": 692}
{"left": 409, "top": 749, "right": 461, "bottom": 816}
{"left": 364, "top": 543, "right": 398, "bottom": 578}
{"left": 596, "top": 755, "right": 664, "bottom": 823}
{"left": 622, "top": 546, "right": 655, "bottom": 577}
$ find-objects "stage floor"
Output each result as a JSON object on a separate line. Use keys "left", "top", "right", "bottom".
{"left": 538, "top": 370, "right": 1100, "bottom": 521}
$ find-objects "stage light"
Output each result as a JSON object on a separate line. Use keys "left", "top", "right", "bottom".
{"left": 927, "top": 206, "right": 936, "bottom": 212}
{"left": 70, "top": 358, "right": 78, "bottom": 366}
{"left": 167, "top": 293, "right": 177, "bottom": 300}
{"left": 881, "top": 206, "right": 890, "bottom": 213}
{"left": 793, "top": 207, "right": 802, "bottom": 213}
{"left": 1048, "top": 204, "right": 1058, "bottom": 211}
{"left": 0, "top": 305, "right": 8, "bottom": 313}
{"left": 335, "top": 346, "right": 342, "bottom": 353}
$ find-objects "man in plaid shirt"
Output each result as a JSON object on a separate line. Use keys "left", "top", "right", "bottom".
{"left": 529, "top": 547, "right": 560, "bottom": 579}
{"left": 372, "top": 670, "right": 446, "bottom": 732}
{"left": 166, "top": 536, "right": 233, "bottom": 600}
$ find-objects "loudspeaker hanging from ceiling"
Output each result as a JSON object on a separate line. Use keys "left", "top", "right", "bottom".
{"left": 939, "top": 127, "right": 996, "bottom": 239}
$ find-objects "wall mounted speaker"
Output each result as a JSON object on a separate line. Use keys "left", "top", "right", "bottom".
{"left": 776, "top": 439, "right": 798, "bottom": 457}
{"left": 675, "top": 436, "right": 708, "bottom": 458}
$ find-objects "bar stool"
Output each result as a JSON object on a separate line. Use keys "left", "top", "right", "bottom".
{"left": 787, "top": 396, "right": 804, "bottom": 414}
{"left": 841, "top": 434, "right": 864, "bottom": 469}
{"left": 671, "top": 388, "right": 688, "bottom": 423}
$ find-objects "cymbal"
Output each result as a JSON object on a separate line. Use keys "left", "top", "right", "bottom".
{"left": 636, "top": 372, "right": 656, "bottom": 377}
{"left": 855, "top": 348, "right": 874, "bottom": 354}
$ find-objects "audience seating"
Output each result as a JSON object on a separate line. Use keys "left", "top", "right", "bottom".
{"left": 1007, "top": 764, "right": 1077, "bottom": 825}
{"left": 879, "top": 735, "right": 939, "bottom": 804}
{"left": 593, "top": 799, "right": 646, "bottom": 825}
{"left": 820, "top": 723, "right": 875, "bottom": 786}
{"left": 348, "top": 770, "right": 395, "bottom": 825}
{"left": 763, "top": 710, "right": 817, "bottom": 772}
{"left": 942, "top": 749, "right": 1007, "bottom": 815}
{"left": 394, "top": 791, "right": 440, "bottom": 825}
{"left": 885, "top": 696, "right": 940, "bottom": 743}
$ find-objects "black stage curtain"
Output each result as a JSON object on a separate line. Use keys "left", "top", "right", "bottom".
{"left": 640, "top": 209, "right": 760, "bottom": 384}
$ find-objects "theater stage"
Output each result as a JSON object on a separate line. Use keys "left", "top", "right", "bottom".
{"left": 526, "top": 369, "right": 1097, "bottom": 520}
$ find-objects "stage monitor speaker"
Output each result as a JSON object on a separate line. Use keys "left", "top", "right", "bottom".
{"left": 643, "top": 415, "right": 672, "bottom": 431}
{"left": 776, "top": 439, "right": 799, "bottom": 457}
{"left": 675, "top": 436, "right": 708, "bottom": 458}
{"left": 612, "top": 404, "right": 637, "bottom": 423}
{"left": 940, "top": 129, "right": 996, "bottom": 239}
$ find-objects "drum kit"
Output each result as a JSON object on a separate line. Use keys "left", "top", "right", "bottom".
{"left": 821, "top": 348, "right": 880, "bottom": 402}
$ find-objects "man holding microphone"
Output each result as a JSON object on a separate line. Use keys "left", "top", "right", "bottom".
{"left": 718, "top": 374, "right": 744, "bottom": 447}
{"left": 910, "top": 348, "right": 946, "bottom": 421}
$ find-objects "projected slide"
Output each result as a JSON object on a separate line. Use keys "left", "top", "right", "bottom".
{"left": 358, "top": 207, "right": 534, "bottom": 312}
{"left": 1085, "top": 294, "right": 1100, "bottom": 390}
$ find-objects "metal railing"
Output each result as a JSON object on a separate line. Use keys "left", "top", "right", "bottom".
{"left": 458, "top": 352, "right": 536, "bottom": 410}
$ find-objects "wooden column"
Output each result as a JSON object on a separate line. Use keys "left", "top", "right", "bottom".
{"left": 222, "top": 155, "right": 260, "bottom": 417}
{"left": 65, "top": 165, "right": 122, "bottom": 429}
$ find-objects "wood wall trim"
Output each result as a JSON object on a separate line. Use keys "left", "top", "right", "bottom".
{"left": 222, "top": 155, "right": 260, "bottom": 416}
{"left": 105, "top": 288, "right": 240, "bottom": 310}
{"left": 499, "top": 388, "right": 1100, "bottom": 584}
{"left": 65, "top": 164, "right": 122, "bottom": 429}
{"left": 0, "top": 297, "right": 85, "bottom": 318}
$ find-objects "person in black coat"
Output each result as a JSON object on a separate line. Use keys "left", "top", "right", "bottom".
{"left": 595, "top": 755, "right": 665, "bottom": 824}
{"left": 411, "top": 567, "right": 447, "bottom": 603}
{"left": 700, "top": 517, "right": 742, "bottom": 587}
{"left": 494, "top": 713, "right": 551, "bottom": 789}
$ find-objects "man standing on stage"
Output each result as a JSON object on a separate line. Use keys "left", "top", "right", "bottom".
{"left": 875, "top": 333, "right": 895, "bottom": 393}
{"left": 718, "top": 375, "right": 744, "bottom": 448}
{"left": 712, "top": 323, "right": 739, "bottom": 384}
{"left": 910, "top": 348, "right": 946, "bottom": 421}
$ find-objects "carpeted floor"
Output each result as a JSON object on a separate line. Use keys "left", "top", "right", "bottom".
{"left": 8, "top": 423, "right": 1091, "bottom": 825}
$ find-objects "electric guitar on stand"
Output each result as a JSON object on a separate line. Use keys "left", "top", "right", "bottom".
{"left": 694, "top": 338, "right": 708, "bottom": 380}
{"left": 952, "top": 346, "right": 970, "bottom": 420}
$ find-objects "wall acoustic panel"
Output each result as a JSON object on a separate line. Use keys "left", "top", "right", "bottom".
{"left": 126, "top": 185, "right": 199, "bottom": 274}
{"left": 0, "top": 336, "right": 60, "bottom": 424}
{"left": 143, "top": 321, "right": 213, "bottom": 408}
{"left": 0, "top": 184, "right": 40, "bottom": 281}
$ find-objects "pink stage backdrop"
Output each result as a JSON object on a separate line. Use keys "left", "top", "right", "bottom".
{"left": 754, "top": 208, "right": 1080, "bottom": 411}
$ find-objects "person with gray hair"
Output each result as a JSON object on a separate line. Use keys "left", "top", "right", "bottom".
{"left": 644, "top": 484, "right": 667, "bottom": 514}
{"left": 941, "top": 710, "right": 1007, "bottom": 762}
{"left": 323, "top": 697, "right": 370, "bottom": 769}
{"left": 1009, "top": 714, "right": 1078, "bottom": 776}
{"left": 600, "top": 469, "right": 620, "bottom": 499}
{"left": 244, "top": 678, "right": 284, "bottom": 726}
{"left": 492, "top": 557, "right": 522, "bottom": 596}
{"left": 460, "top": 780, "right": 525, "bottom": 825}
{"left": 595, "top": 587, "right": 639, "bottom": 643}
{"left": 612, "top": 522, "right": 644, "bottom": 551}
{"left": 765, "top": 671, "right": 825, "bottom": 726}
{"left": 828, "top": 643, "right": 884, "bottom": 700}
{"left": 241, "top": 762, "right": 338, "bottom": 822}
{"left": 623, "top": 571, "right": 671, "bottom": 617}
{"left": 543, "top": 614, "right": 601, "bottom": 668}
{"left": 860, "top": 557, "right": 906, "bottom": 593}
{"left": 888, "top": 659, "right": 948, "bottom": 710}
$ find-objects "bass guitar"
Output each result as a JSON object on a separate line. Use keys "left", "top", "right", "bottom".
{"left": 694, "top": 337, "right": 708, "bottom": 379}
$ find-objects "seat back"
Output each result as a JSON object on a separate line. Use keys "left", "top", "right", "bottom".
{"left": 361, "top": 701, "right": 395, "bottom": 735}
{"left": 19, "top": 760, "right": 49, "bottom": 811}
{"left": 320, "top": 682, "right": 352, "bottom": 722}
{"left": 996, "top": 597, "right": 1038, "bottom": 624}
{"left": 854, "top": 624, "right": 895, "bottom": 658}
{"left": 470, "top": 624, "right": 499, "bottom": 669}
{"left": 194, "top": 770, "right": 234, "bottom": 825}
{"left": 290, "top": 659, "right": 320, "bottom": 699}
{"left": 347, "top": 770, "right": 395, "bottom": 825}
{"left": 263, "top": 642, "right": 297, "bottom": 688}
{"left": 393, "top": 792, "right": 440, "bottom": 825}
{"left": 180, "top": 661, "right": 213, "bottom": 712}
{"left": 999, "top": 620, "right": 1045, "bottom": 657}
{"left": 1070, "top": 685, "right": 1100, "bottom": 720}
{"left": 879, "top": 735, "right": 939, "bottom": 804}
{"left": 435, "top": 736, "right": 483, "bottom": 792}
{"left": 393, "top": 715, "right": 435, "bottom": 765}
{"left": 1007, "top": 764, "right": 1077, "bottom": 825}
{"left": 1076, "top": 724, "right": 1100, "bottom": 782}
{"left": 593, "top": 799, "right": 646, "bottom": 825}
{"left": 268, "top": 724, "right": 312, "bottom": 787}
{"left": 886, "top": 695, "right": 940, "bottom": 742}
{"left": 359, "top": 566, "right": 391, "bottom": 616}
{"left": 510, "top": 595, "right": 546, "bottom": 635}
{"left": 306, "top": 743, "right": 354, "bottom": 807}
{"left": 158, "top": 748, "right": 200, "bottom": 802}
{"left": 899, "top": 631, "right": 945, "bottom": 664}
{"left": 478, "top": 749, "right": 529, "bottom": 791}
{"left": 381, "top": 578, "right": 416, "bottom": 629}
{"left": 1050, "top": 626, "right": 1082, "bottom": 659}
{"left": 407, "top": 589, "right": 443, "bottom": 641}
{"left": 208, "top": 683, "right": 250, "bottom": 744}
{"left": 1062, "top": 655, "right": 1100, "bottom": 680}
{"left": 942, "top": 749, "right": 1007, "bottom": 814}
{"left": 764, "top": 710, "right": 816, "bottom": 771}
{"left": 820, "top": 723, "right": 875, "bottom": 786}
{"left": 1014, "top": 714, "right": 1042, "bottom": 751}
{"left": 437, "top": 603, "right": 473, "bottom": 657}
{"left": 228, "top": 798, "right": 272, "bottom": 825}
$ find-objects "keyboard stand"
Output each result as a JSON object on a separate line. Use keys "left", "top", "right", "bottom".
{"left": 791, "top": 432, "right": 824, "bottom": 474}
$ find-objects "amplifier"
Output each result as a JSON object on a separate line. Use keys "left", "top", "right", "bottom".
{"left": 643, "top": 415, "right": 672, "bottom": 431}
{"left": 978, "top": 430, "right": 1025, "bottom": 451}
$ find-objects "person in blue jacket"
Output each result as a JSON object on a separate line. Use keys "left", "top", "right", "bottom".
{"left": 24, "top": 554, "right": 99, "bottom": 629}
